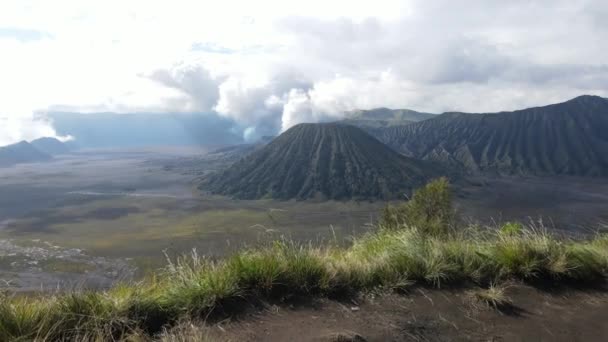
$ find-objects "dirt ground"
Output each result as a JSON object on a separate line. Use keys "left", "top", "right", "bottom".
{"left": 205, "top": 284, "right": 608, "bottom": 341}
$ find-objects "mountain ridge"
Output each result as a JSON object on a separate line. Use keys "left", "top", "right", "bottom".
{"left": 370, "top": 95, "right": 608, "bottom": 176}
{"left": 340, "top": 107, "right": 436, "bottom": 130}
{"left": 0, "top": 141, "right": 52, "bottom": 167}
{"left": 30, "top": 137, "right": 70, "bottom": 155}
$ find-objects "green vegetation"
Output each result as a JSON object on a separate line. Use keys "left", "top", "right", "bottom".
{"left": 39, "top": 259, "right": 95, "bottom": 274}
{"left": 499, "top": 222, "right": 524, "bottom": 236}
{"left": 380, "top": 177, "right": 454, "bottom": 236}
{"left": 1, "top": 179, "right": 608, "bottom": 340}
{"left": 0, "top": 197, "right": 381, "bottom": 262}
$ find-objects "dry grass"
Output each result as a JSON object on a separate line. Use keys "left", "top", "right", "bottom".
{"left": 471, "top": 284, "right": 512, "bottom": 309}
{"left": 155, "top": 321, "right": 215, "bottom": 342}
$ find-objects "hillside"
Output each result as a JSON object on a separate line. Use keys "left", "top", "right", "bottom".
{"left": 30, "top": 137, "right": 70, "bottom": 155}
{"left": 200, "top": 123, "right": 439, "bottom": 200}
{"left": 341, "top": 107, "right": 435, "bottom": 130}
{"left": 205, "top": 135, "right": 275, "bottom": 161}
{"left": 372, "top": 95, "right": 608, "bottom": 176}
{"left": 0, "top": 141, "right": 51, "bottom": 167}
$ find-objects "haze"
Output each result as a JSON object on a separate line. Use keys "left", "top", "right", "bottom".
{"left": 1, "top": 0, "right": 608, "bottom": 145}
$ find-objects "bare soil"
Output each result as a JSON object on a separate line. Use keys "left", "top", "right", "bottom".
{"left": 207, "top": 285, "right": 608, "bottom": 341}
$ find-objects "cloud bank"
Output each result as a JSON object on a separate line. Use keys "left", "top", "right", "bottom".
{"left": 1, "top": 0, "right": 607, "bottom": 144}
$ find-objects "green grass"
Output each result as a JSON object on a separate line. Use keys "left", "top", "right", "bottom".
{"left": 1, "top": 225, "right": 607, "bottom": 341}
{"left": 39, "top": 259, "right": 96, "bottom": 274}
{"left": 0, "top": 196, "right": 382, "bottom": 261}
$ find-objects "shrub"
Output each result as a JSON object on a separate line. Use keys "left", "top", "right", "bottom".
{"left": 228, "top": 242, "right": 328, "bottom": 297}
{"left": 380, "top": 177, "right": 454, "bottom": 236}
{"left": 500, "top": 222, "right": 524, "bottom": 236}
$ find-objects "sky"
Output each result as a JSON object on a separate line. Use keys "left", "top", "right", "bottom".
{"left": 1, "top": 0, "right": 607, "bottom": 145}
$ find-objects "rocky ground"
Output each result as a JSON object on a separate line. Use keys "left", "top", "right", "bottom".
{"left": 0, "top": 239, "right": 135, "bottom": 292}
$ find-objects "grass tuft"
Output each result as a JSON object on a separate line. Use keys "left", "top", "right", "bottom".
{"left": 472, "top": 284, "right": 512, "bottom": 309}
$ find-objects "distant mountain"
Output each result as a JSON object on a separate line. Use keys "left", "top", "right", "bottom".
{"left": 200, "top": 123, "right": 441, "bottom": 200}
{"left": 346, "top": 108, "right": 436, "bottom": 122}
{"left": 371, "top": 95, "right": 608, "bottom": 176}
{"left": 154, "top": 135, "right": 276, "bottom": 176}
{"left": 257, "top": 135, "right": 276, "bottom": 144}
{"left": 0, "top": 141, "right": 51, "bottom": 167}
{"left": 30, "top": 137, "right": 70, "bottom": 155}
{"left": 203, "top": 142, "right": 267, "bottom": 166}
{"left": 203, "top": 134, "right": 276, "bottom": 164}
{"left": 341, "top": 108, "right": 435, "bottom": 130}
{"left": 48, "top": 112, "right": 244, "bottom": 148}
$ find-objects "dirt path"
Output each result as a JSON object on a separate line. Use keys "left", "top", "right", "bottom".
{"left": 204, "top": 285, "right": 608, "bottom": 341}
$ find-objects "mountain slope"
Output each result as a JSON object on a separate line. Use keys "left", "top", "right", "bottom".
{"left": 200, "top": 123, "right": 440, "bottom": 200}
{"left": 372, "top": 95, "right": 608, "bottom": 176}
{"left": 201, "top": 136, "right": 275, "bottom": 166}
{"left": 0, "top": 141, "right": 51, "bottom": 167}
{"left": 30, "top": 137, "right": 70, "bottom": 155}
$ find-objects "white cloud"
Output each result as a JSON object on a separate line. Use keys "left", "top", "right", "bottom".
{"left": 280, "top": 72, "right": 418, "bottom": 130}
{"left": 1, "top": 0, "right": 607, "bottom": 144}
{"left": 214, "top": 77, "right": 274, "bottom": 124}
{"left": 0, "top": 116, "right": 57, "bottom": 146}
{"left": 281, "top": 89, "right": 313, "bottom": 131}
{"left": 148, "top": 64, "right": 220, "bottom": 112}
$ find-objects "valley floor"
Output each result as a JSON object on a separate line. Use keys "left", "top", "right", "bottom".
{"left": 202, "top": 285, "right": 608, "bottom": 342}
{"left": 1, "top": 148, "right": 608, "bottom": 293}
